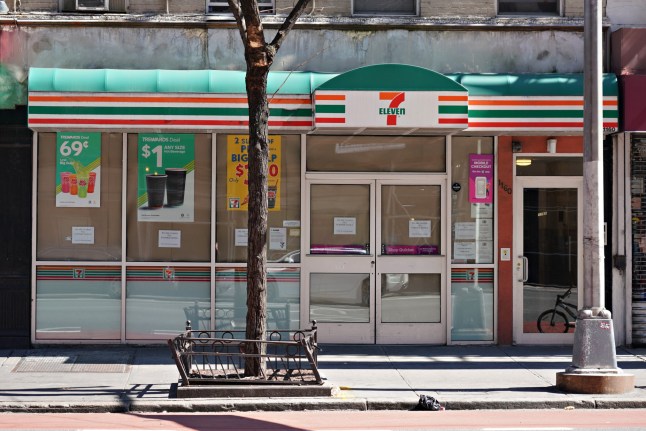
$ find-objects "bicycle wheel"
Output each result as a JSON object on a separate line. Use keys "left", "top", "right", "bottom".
{"left": 537, "top": 309, "right": 571, "bottom": 333}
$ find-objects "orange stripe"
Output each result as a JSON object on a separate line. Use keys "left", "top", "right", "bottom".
{"left": 469, "top": 100, "right": 583, "bottom": 106}
{"left": 269, "top": 98, "right": 311, "bottom": 104}
{"left": 469, "top": 99, "right": 618, "bottom": 107}
{"left": 315, "top": 94, "right": 346, "bottom": 101}
{"left": 28, "top": 95, "right": 311, "bottom": 105}
{"left": 379, "top": 92, "right": 401, "bottom": 100}
{"left": 438, "top": 95, "right": 468, "bottom": 102}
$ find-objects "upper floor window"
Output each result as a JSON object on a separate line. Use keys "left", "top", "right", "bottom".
{"left": 61, "top": 0, "right": 126, "bottom": 12}
{"left": 498, "top": 0, "right": 560, "bottom": 15}
{"left": 207, "top": 0, "right": 274, "bottom": 14}
{"left": 353, "top": 0, "right": 418, "bottom": 16}
{"left": 76, "top": 0, "right": 108, "bottom": 10}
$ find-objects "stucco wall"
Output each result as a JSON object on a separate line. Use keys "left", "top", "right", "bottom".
{"left": 0, "top": 24, "right": 586, "bottom": 107}
{"left": 3, "top": 25, "right": 585, "bottom": 73}
{"left": 607, "top": 0, "right": 646, "bottom": 27}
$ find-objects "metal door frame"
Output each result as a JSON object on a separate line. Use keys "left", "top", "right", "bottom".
{"left": 513, "top": 175, "right": 583, "bottom": 344}
{"left": 302, "top": 174, "right": 447, "bottom": 344}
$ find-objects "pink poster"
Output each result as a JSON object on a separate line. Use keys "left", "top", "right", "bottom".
{"left": 469, "top": 154, "right": 493, "bottom": 204}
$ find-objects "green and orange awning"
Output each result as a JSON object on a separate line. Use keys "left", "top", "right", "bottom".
{"left": 27, "top": 65, "right": 619, "bottom": 134}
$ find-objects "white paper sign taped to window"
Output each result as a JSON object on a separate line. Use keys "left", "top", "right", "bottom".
{"left": 72, "top": 226, "right": 95, "bottom": 244}
{"left": 159, "top": 230, "right": 181, "bottom": 248}
{"left": 235, "top": 228, "right": 248, "bottom": 246}
{"left": 334, "top": 217, "right": 356, "bottom": 235}
{"left": 270, "top": 227, "right": 287, "bottom": 250}
{"left": 409, "top": 220, "right": 431, "bottom": 238}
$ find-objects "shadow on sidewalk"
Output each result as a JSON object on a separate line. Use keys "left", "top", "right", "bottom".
{"left": 0, "top": 383, "right": 171, "bottom": 400}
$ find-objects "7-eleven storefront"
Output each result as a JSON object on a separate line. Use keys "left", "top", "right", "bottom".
{"left": 27, "top": 65, "right": 619, "bottom": 345}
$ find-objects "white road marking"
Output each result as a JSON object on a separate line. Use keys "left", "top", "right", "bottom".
{"left": 482, "top": 428, "right": 574, "bottom": 431}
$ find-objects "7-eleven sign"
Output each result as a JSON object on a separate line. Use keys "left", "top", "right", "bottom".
{"left": 315, "top": 90, "right": 467, "bottom": 130}
{"left": 379, "top": 92, "right": 407, "bottom": 126}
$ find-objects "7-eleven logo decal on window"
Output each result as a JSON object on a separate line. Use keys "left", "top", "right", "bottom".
{"left": 379, "top": 92, "right": 406, "bottom": 126}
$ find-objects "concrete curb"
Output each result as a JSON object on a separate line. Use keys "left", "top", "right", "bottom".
{"left": 2, "top": 397, "right": 646, "bottom": 413}
{"left": 0, "top": 402, "right": 129, "bottom": 413}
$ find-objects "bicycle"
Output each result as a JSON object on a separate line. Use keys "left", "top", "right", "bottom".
{"left": 536, "top": 285, "right": 577, "bottom": 333}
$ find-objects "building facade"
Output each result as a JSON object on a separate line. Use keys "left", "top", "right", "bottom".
{"left": 608, "top": 0, "right": 646, "bottom": 347}
{"left": 0, "top": 0, "right": 633, "bottom": 346}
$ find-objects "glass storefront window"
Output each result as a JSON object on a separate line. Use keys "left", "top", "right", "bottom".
{"left": 126, "top": 134, "right": 212, "bottom": 262}
{"left": 310, "top": 273, "right": 370, "bottom": 322}
{"left": 307, "top": 136, "right": 446, "bottom": 172}
{"left": 522, "top": 187, "right": 578, "bottom": 334}
{"left": 310, "top": 184, "right": 370, "bottom": 255}
{"left": 381, "top": 185, "right": 441, "bottom": 254}
{"left": 451, "top": 137, "right": 495, "bottom": 264}
{"left": 451, "top": 268, "right": 494, "bottom": 341}
{"left": 516, "top": 156, "right": 583, "bottom": 176}
{"left": 125, "top": 266, "right": 210, "bottom": 339}
{"left": 36, "top": 266, "right": 121, "bottom": 340}
{"left": 381, "top": 273, "right": 441, "bottom": 323}
{"left": 215, "top": 267, "right": 301, "bottom": 331}
{"left": 215, "top": 135, "right": 301, "bottom": 263}
{"left": 37, "top": 133, "right": 122, "bottom": 261}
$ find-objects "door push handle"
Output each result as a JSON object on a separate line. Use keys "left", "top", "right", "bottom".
{"left": 517, "top": 256, "right": 529, "bottom": 282}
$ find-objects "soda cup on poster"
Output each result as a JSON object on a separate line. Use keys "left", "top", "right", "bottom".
{"left": 268, "top": 179, "right": 278, "bottom": 209}
{"left": 70, "top": 174, "right": 78, "bottom": 195}
{"left": 88, "top": 172, "right": 96, "bottom": 193}
{"left": 77, "top": 174, "right": 88, "bottom": 198}
{"left": 61, "top": 172, "right": 71, "bottom": 193}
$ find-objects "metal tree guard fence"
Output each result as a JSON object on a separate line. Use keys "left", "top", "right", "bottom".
{"left": 168, "top": 320, "right": 322, "bottom": 386}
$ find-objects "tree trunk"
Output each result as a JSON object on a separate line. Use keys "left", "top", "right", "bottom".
{"left": 227, "top": 0, "right": 312, "bottom": 378}
{"left": 244, "top": 61, "right": 271, "bottom": 377}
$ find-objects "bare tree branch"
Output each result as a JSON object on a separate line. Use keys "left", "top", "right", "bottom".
{"left": 269, "top": 0, "right": 312, "bottom": 53}
{"left": 227, "top": 0, "right": 248, "bottom": 45}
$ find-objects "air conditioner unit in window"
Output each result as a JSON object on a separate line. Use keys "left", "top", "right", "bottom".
{"left": 77, "top": 0, "right": 108, "bottom": 11}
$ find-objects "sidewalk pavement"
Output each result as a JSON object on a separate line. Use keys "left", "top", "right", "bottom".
{"left": 0, "top": 344, "right": 645, "bottom": 412}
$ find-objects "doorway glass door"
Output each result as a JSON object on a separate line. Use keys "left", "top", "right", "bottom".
{"left": 514, "top": 177, "right": 582, "bottom": 344}
{"left": 305, "top": 178, "right": 446, "bottom": 344}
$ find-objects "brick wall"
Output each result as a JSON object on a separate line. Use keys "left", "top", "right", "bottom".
{"left": 564, "top": 0, "right": 606, "bottom": 17}
{"left": 421, "top": 0, "right": 495, "bottom": 17}
{"left": 168, "top": 0, "right": 204, "bottom": 14}
{"left": 128, "top": 0, "right": 165, "bottom": 13}
{"left": 18, "top": 0, "right": 57, "bottom": 11}
{"left": 11, "top": 0, "right": 601, "bottom": 16}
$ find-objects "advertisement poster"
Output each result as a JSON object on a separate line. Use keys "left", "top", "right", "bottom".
{"left": 468, "top": 154, "right": 494, "bottom": 204}
{"left": 226, "top": 135, "right": 281, "bottom": 211}
{"left": 137, "top": 134, "right": 195, "bottom": 222}
{"left": 56, "top": 132, "right": 101, "bottom": 208}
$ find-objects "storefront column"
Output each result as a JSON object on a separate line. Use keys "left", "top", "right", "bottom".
{"left": 497, "top": 136, "right": 514, "bottom": 345}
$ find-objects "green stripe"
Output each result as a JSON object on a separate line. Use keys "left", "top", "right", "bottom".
{"left": 439, "top": 105, "right": 468, "bottom": 114}
{"left": 316, "top": 105, "right": 346, "bottom": 114}
{"left": 468, "top": 109, "right": 618, "bottom": 119}
{"left": 29, "top": 106, "right": 313, "bottom": 117}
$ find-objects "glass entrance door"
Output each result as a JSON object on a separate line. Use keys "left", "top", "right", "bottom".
{"left": 304, "top": 178, "right": 446, "bottom": 344}
{"left": 513, "top": 177, "right": 582, "bottom": 344}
